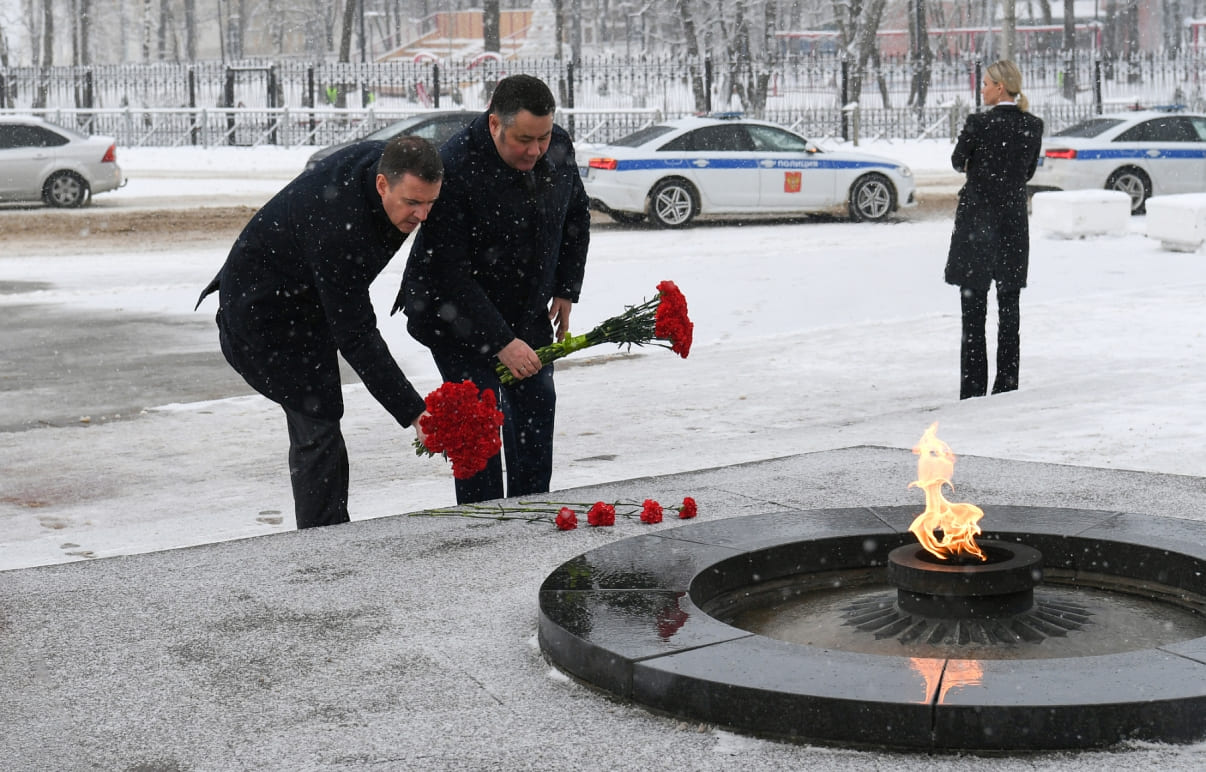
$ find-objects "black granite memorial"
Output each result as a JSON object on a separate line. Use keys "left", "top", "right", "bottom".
{"left": 538, "top": 505, "right": 1206, "bottom": 752}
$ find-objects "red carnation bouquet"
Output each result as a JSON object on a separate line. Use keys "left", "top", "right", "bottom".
{"left": 413, "top": 380, "right": 504, "bottom": 479}
{"left": 496, "top": 280, "right": 693, "bottom": 385}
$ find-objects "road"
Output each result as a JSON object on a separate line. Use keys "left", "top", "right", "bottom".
{"left": 0, "top": 176, "right": 959, "bottom": 433}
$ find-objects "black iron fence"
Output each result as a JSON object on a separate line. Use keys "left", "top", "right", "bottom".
{"left": 2, "top": 51, "right": 1202, "bottom": 146}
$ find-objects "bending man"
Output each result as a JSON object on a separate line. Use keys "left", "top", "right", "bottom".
{"left": 198, "top": 135, "right": 442, "bottom": 528}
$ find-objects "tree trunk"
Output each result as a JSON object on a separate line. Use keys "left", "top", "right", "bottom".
{"left": 338, "top": 0, "right": 355, "bottom": 62}
{"left": 183, "top": 0, "right": 197, "bottom": 60}
{"left": 1001, "top": 0, "right": 1016, "bottom": 61}
{"left": 674, "top": 0, "right": 708, "bottom": 112}
{"left": 483, "top": 0, "right": 500, "bottom": 52}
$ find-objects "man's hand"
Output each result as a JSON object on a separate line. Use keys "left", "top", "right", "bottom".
{"left": 498, "top": 338, "right": 542, "bottom": 380}
{"left": 411, "top": 411, "right": 431, "bottom": 447}
{"left": 549, "top": 297, "right": 573, "bottom": 342}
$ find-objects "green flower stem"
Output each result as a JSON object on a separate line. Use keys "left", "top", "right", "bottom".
{"left": 495, "top": 294, "right": 667, "bottom": 385}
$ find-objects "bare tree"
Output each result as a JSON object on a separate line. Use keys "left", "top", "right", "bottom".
{"left": 183, "top": 0, "right": 197, "bottom": 60}
{"left": 832, "top": 0, "right": 891, "bottom": 106}
{"left": 483, "top": 0, "right": 500, "bottom": 52}
{"left": 907, "top": 0, "right": 933, "bottom": 113}
{"left": 674, "top": 0, "right": 708, "bottom": 111}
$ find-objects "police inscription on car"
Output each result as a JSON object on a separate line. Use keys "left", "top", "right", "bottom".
{"left": 760, "top": 159, "right": 821, "bottom": 169}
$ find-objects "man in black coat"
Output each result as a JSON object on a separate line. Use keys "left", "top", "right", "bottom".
{"left": 395, "top": 74, "right": 590, "bottom": 504}
{"left": 945, "top": 60, "right": 1044, "bottom": 399}
{"left": 197, "top": 135, "right": 442, "bottom": 528}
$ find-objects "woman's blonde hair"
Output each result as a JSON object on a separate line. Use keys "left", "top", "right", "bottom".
{"left": 986, "top": 60, "right": 1029, "bottom": 112}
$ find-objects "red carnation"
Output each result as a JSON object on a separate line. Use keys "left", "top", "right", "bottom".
{"left": 555, "top": 507, "right": 578, "bottom": 531}
{"left": 640, "top": 499, "right": 663, "bottom": 524}
{"left": 587, "top": 502, "right": 616, "bottom": 527}
{"left": 678, "top": 497, "right": 697, "bottom": 519}
{"left": 415, "top": 380, "right": 504, "bottom": 480}
{"left": 654, "top": 280, "right": 693, "bottom": 358}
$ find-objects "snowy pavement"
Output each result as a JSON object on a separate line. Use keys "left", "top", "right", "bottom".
{"left": 1, "top": 140, "right": 1205, "bottom": 768}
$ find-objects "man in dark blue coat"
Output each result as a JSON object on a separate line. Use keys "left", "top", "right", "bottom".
{"left": 198, "top": 136, "right": 442, "bottom": 528}
{"left": 395, "top": 74, "right": 590, "bottom": 504}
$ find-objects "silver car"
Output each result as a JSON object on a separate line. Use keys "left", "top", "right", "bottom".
{"left": 0, "top": 115, "right": 125, "bottom": 207}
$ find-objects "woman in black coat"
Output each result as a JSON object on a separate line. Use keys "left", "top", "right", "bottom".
{"left": 945, "top": 60, "right": 1044, "bottom": 399}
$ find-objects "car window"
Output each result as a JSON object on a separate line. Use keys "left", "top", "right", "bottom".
{"left": 1114, "top": 117, "right": 1199, "bottom": 142}
{"left": 747, "top": 125, "right": 811, "bottom": 152}
{"left": 419, "top": 116, "right": 472, "bottom": 145}
{"left": 659, "top": 125, "right": 755, "bottom": 152}
{"left": 1052, "top": 118, "right": 1124, "bottom": 138}
{"left": 0, "top": 124, "right": 70, "bottom": 149}
{"left": 1187, "top": 116, "right": 1206, "bottom": 141}
{"left": 609, "top": 124, "right": 675, "bottom": 148}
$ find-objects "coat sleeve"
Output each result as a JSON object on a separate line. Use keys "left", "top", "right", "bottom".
{"left": 554, "top": 147, "right": 591, "bottom": 302}
{"left": 305, "top": 214, "right": 426, "bottom": 428}
{"left": 951, "top": 113, "right": 981, "bottom": 173}
{"left": 1023, "top": 115, "right": 1045, "bottom": 181}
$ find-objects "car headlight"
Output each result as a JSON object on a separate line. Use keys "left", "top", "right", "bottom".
{"left": 897, "top": 166, "right": 913, "bottom": 178}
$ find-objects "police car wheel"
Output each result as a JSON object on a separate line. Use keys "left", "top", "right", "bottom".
{"left": 848, "top": 174, "right": 894, "bottom": 222}
{"left": 1106, "top": 168, "right": 1151, "bottom": 215}
{"left": 648, "top": 178, "right": 698, "bottom": 228}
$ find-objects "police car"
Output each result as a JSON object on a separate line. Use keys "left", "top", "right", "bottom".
{"left": 1028, "top": 108, "right": 1206, "bottom": 214}
{"left": 579, "top": 115, "right": 916, "bottom": 227}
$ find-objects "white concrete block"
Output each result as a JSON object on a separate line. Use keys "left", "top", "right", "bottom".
{"left": 1031, "top": 190, "right": 1132, "bottom": 239}
{"left": 1145, "top": 193, "right": 1206, "bottom": 253}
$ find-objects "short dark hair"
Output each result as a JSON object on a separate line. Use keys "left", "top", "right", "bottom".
{"left": 488, "top": 75, "right": 556, "bottom": 126}
{"left": 377, "top": 135, "right": 443, "bottom": 184}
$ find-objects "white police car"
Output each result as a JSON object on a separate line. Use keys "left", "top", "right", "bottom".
{"left": 1028, "top": 108, "right": 1206, "bottom": 214}
{"left": 580, "top": 115, "right": 915, "bottom": 227}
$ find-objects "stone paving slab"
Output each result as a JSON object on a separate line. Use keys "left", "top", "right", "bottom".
{"left": 2, "top": 446, "right": 1205, "bottom": 771}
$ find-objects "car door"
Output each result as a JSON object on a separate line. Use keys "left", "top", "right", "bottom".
{"left": 0, "top": 124, "right": 64, "bottom": 199}
{"left": 656, "top": 124, "right": 759, "bottom": 209}
{"left": 1185, "top": 115, "right": 1206, "bottom": 195}
{"left": 746, "top": 124, "right": 835, "bottom": 209}
{"left": 1112, "top": 116, "right": 1203, "bottom": 195}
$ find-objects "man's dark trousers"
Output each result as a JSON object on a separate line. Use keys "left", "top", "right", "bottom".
{"left": 283, "top": 405, "right": 350, "bottom": 528}
{"left": 431, "top": 346, "right": 556, "bottom": 504}
{"left": 960, "top": 284, "right": 1021, "bottom": 399}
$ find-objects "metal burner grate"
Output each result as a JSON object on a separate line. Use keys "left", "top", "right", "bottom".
{"left": 842, "top": 594, "right": 1095, "bottom": 646}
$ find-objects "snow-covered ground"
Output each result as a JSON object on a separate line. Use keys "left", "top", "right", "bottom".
{"left": 2, "top": 137, "right": 1204, "bottom": 573}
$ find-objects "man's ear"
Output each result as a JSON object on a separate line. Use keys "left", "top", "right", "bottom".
{"left": 375, "top": 173, "right": 389, "bottom": 198}
{"left": 488, "top": 113, "right": 501, "bottom": 137}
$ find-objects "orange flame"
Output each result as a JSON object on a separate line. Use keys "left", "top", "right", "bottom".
{"left": 909, "top": 658, "right": 984, "bottom": 704}
{"left": 907, "top": 423, "right": 986, "bottom": 561}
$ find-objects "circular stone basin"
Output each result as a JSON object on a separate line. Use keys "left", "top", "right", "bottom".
{"left": 537, "top": 506, "right": 1206, "bottom": 752}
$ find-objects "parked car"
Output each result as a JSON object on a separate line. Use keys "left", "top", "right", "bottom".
{"left": 0, "top": 115, "right": 125, "bottom": 207}
{"left": 304, "top": 110, "right": 477, "bottom": 170}
{"left": 1028, "top": 107, "right": 1206, "bottom": 214}
{"left": 579, "top": 114, "right": 916, "bottom": 227}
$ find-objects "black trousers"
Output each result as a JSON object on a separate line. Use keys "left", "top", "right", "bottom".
{"left": 431, "top": 345, "right": 557, "bottom": 505}
{"left": 959, "top": 284, "right": 1021, "bottom": 399}
{"left": 283, "top": 405, "right": 350, "bottom": 529}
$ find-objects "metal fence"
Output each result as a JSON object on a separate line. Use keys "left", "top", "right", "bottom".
{"left": 0, "top": 105, "right": 666, "bottom": 148}
{"left": 2, "top": 50, "right": 1202, "bottom": 147}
